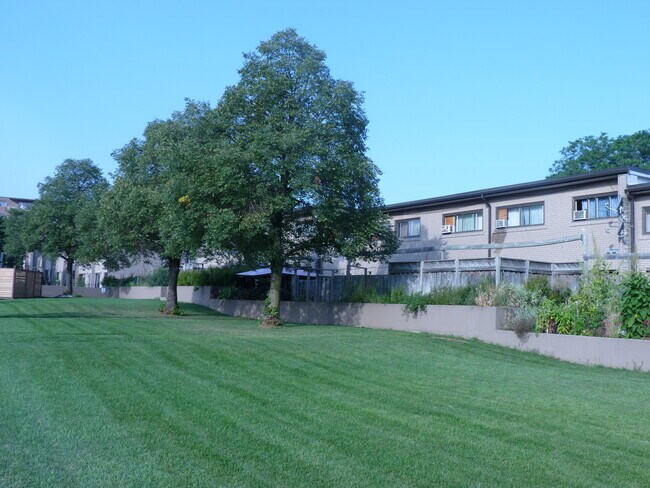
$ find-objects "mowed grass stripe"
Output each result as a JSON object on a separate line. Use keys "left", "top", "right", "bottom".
{"left": 1, "top": 298, "right": 649, "bottom": 487}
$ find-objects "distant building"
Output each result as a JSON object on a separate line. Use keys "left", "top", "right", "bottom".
{"left": 0, "top": 196, "right": 33, "bottom": 217}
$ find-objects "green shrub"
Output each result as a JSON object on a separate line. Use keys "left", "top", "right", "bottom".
{"left": 102, "top": 275, "right": 139, "bottom": 287}
{"left": 143, "top": 267, "right": 169, "bottom": 286}
{"left": 534, "top": 258, "right": 618, "bottom": 336}
{"left": 427, "top": 286, "right": 477, "bottom": 305}
{"left": 620, "top": 271, "right": 650, "bottom": 338}
{"left": 402, "top": 293, "right": 430, "bottom": 315}
{"left": 536, "top": 299, "right": 575, "bottom": 334}
{"left": 569, "top": 259, "right": 617, "bottom": 335}
{"left": 474, "top": 281, "right": 534, "bottom": 308}
{"left": 217, "top": 285, "right": 236, "bottom": 299}
{"left": 504, "top": 307, "right": 537, "bottom": 339}
{"left": 524, "top": 275, "right": 571, "bottom": 304}
{"left": 177, "top": 266, "right": 244, "bottom": 287}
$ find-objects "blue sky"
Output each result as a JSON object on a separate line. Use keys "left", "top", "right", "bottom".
{"left": 1, "top": 0, "right": 648, "bottom": 204}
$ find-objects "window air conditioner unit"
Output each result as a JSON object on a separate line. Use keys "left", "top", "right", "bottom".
{"left": 441, "top": 224, "right": 454, "bottom": 234}
{"left": 495, "top": 219, "right": 508, "bottom": 229}
{"left": 573, "top": 210, "right": 587, "bottom": 220}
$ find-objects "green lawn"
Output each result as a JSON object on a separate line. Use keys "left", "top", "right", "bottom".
{"left": 1, "top": 299, "right": 648, "bottom": 487}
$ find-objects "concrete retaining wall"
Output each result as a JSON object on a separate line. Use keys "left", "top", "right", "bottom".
{"left": 38, "top": 285, "right": 650, "bottom": 372}
{"left": 206, "top": 299, "right": 650, "bottom": 372}
{"left": 42, "top": 285, "right": 165, "bottom": 299}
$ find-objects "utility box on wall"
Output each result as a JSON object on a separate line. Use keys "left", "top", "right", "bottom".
{"left": 0, "top": 268, "right": 43, "bottom": 299}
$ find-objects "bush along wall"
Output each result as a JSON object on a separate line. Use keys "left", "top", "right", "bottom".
{"left": 620, "top": 271, "right": 650, "bottom": 338}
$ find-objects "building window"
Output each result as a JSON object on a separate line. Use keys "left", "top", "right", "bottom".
{"left": 443, "top": 211, "right": 483, "bottom": 233}
{"left": 18, "top": 202, "right": 31, "bottom": 209}
{"left": 396, "top": 218, "right": 421, "bottom": 238}
{"left": 643, "top": 208, "right": 650, "bottom": 235}
{"left": 497, "top": 203, "right": 544, "bottom": 227}
{"left": 0, "top": 201, "right": 6, "bottom": 207}
{"left": 574, "top": 194, "right": 618, "bottom": 220}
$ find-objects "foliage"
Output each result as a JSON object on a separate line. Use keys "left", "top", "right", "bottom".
{"left": 548, "top": 130, "right": 650, "bottom": 178}
{"left": 4, "top": 159, "right": 108, "bottom": 294}
{"left": 1, "top": 210, "right": 30, "bottom": 268}
{"left": 102, "top": 275, "right": 139, "bottom": 287}
{"left": 569, "top": 259, "right": 618, "bottom": 335}
{"left": 535, "top": 299, "right": 575, "bottom": 334}
{"left": 196, "top": 29, "right": 398, "bottom": 323}
{"left": 503, "top": 307, "right": 537, "bottom": 339}
{"left": 177, "top": 266, "right": 243, "bottom": 287}
{"left": 535, "top": 259, "right": 619, "bottom": 336}
{"left": 261, "top": 296, "right": 282, "bottom": 328}
{"left": 340, "top": 284, "right": 479, "bottom": 312}
{"left": 524, "top": 275, "right": 571, "bottom": 304}
{"left": 217, "top": 285, "right": 236, "bottom": 299}
{"left": 474, "top": 281, "right": 542, "bottom": 308}
{"left": 142, "top": 267, "right": 170, "bottom": 286}
{"left": 100, "top": 101, "right": 212, "bottom": 312}
{"left": 619, "top": 271, "right": 650, "bottom": 338}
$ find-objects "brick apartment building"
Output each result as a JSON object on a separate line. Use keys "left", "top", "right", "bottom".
{"left": 330, "top": 167, "right": 650, "bottom": 275}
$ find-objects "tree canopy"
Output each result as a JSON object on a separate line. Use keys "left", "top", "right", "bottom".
{"left": 100, "top": 101, "right": 211, "bottom": 312}
{"left": 548, "top": 130, "right": 650, "bottom": 178}
{"left": 6, "top": 159, "right": 108, "bottom": 294}
{"left": 195, "top": 29, "right": 397, "bottom": 325}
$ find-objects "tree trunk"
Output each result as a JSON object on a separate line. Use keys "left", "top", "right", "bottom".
{"left": 166, "top": 257, "right": 181, "bottom": 313}
{"left": 261, "top": 211, "right": 284, "bottom": 327}
{"left": 65, "top": 258, "right": 74, "bottom": 295}
{"left": 262, "top": 258, "right": 283, "bottom": 327}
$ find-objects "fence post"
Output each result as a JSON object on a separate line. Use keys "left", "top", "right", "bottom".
{"left": 454, "top": 259, "right": 460, "bottom": 287}
{"left": 495, "top": 256, "right": 501, "bottom": 285}
{"left": 306, "top": 274, "right": 311, "bottom": 302}
{"left": 524, "top": 260, "right": 530, "bottom": 282}
{"left": 419, "top": 261, "right": 424, "bottom": 293}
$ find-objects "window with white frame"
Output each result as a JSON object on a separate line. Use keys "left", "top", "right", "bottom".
{"left": 396, "top": 218, "right": 421, "bottom": 238}
{"left": 497, "top": 203, "right": 544, "bottom": 227}
{"left": 443, "top": 211, "right": 483, "bottom": 232}
{"left": 574, "top": 194, "right": 618, "bottom": 220}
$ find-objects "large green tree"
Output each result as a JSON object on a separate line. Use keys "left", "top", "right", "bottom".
{"left": 198, "top": 29, "right": 397, "bottom": 326}
{"left": 548, "top": 130, "right": 650, "bottom": 178}
{"left": 6, "top": 159, "right": 108, "bottom": 294}
{"left": 100, "top": 101, "right": 210, "bottom": 312}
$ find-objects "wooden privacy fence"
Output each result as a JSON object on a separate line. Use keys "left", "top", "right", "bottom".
{"left": 291, "top": 257, "right": 583, "bottom": 302}
{"left": 0, "top": 268, "right": 43, "bottom": 299}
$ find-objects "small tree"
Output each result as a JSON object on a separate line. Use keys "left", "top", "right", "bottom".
{"left": 199, "top": 29, "right": 398, "bottom": 326}
{"left": 100, "top": 101, "right": 210, "bottom": 312}
{"left": 6, "top": 159, "right": 108, "bottom": 294}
